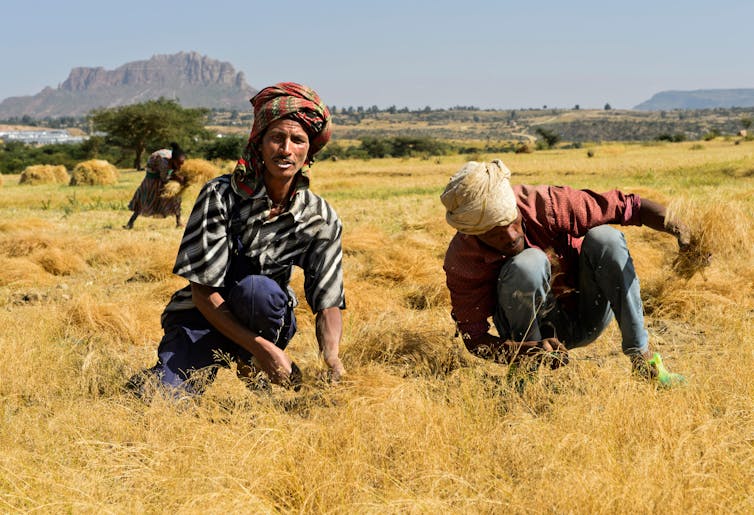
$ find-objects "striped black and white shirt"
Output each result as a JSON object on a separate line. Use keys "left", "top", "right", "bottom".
{"left": 163, "top": 175, "right": 345, "bottom": 316}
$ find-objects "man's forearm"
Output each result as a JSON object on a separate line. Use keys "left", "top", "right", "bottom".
{"left": 316, "top": 307, "right": 343, "bottom": 365}
{"left": 191, "top": 282, "right": 276, "bottom": 357}
{"left": 639, "top": 198, "right": 688, "bottom": 244}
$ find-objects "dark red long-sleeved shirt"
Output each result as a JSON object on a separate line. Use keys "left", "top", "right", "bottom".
{"left": 443, "top": 184, "right": 643, "bottom": 339}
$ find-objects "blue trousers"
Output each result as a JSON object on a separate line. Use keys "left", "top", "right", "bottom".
{"left": 492, "top": 226, "right": 649, "bottom": 357}
{"left": 132, "top": 275, "right": 296, "bottom": 396}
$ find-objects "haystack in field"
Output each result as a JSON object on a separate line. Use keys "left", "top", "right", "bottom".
{"left": 162, "top": 158, "right": 222, "bottom": 198}
{"left": 19, "top": 165, "right": 69, "bottom": 185}
{"left": 70, "top": 160, "right": 119, "bottom": 186}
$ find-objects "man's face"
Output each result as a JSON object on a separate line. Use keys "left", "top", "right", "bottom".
{"left": 476, "top": 212, "right": 525, "bottom": 256}
{"left": 261, "top": 118, "right": 310, "bottom": 182}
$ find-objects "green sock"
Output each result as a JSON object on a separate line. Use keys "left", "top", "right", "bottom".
{"left": 648, "top": 352, "right": 686, "bottom": 387}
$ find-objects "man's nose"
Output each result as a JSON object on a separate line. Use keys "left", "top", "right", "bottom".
{"left": 506, "top": 226, "right": 521, "bottom": 240}
{"left": 279, "top": 138, "right": 292, "bottom": 154}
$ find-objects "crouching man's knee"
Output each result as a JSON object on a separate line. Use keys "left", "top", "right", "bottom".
{"left": 228, "top": 275, "right": 290, "bottom": 343}
{"left": 498, "top": 247, "right": 551, "bottom": 293}
{"left": 582, "top": 226, "right": 629, "bottom": 264}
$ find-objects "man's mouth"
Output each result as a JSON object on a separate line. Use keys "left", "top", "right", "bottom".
{"left": 272, "top": 159, "right": 294, "bottom": 169}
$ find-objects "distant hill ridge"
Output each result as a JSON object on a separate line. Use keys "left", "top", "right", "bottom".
{"left": 634, "top": 88, "right": 754, "bottom": 110}
{"left": 0, "top": 52, "right": 257, "bottom": 118}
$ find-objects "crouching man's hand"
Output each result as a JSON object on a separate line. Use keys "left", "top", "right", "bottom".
{"left": 464, "top": 334, "right": 569, "bottom": 369}
{"left": 256, "top": 344, "right": 295, "bottom": 385}
{"left": 530, "top": 338, "right": 569, "bottom": 369}
{"left": 325, "top": 355, "right": 346, "bottom": 382}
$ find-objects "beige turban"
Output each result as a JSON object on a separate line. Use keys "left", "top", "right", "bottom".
{"left": 440, "top": 159, "right": 518, "bottom": 235}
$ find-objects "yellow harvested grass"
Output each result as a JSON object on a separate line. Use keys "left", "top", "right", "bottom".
{"left": 18, "top": 164, "right": 69, "bottom": 185}
{"left": 162, "top": 158, "right": 223, "bottom": 198}
{"left": 182, "top": 158, "right": 223, "bottom": 184}
{"left": 70, "top": 159, "right": 119, "bottom": 186}
{"left": 33, "top": 246, "right": 88, "bottom": 275}
{"left": 0, "top": 217, "right": 54, "bottom": 233}
{"left": 666, "top": 196, "right": 751, "bottom": 279}
{"left": 65, "top": 294, "right": 146, "bottom": 347}
{"left": 0, "top": 140, "right": 753, "bottom": 512}
{"left": 0, "top": 256, "right": 53, "bottom": 288}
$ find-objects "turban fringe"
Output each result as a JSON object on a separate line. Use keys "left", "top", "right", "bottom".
{"left": 440, "top": 159, "right": 519, "bottom": 235}
{"left": 232, "top": 82, "right": 331, "bottom": 198}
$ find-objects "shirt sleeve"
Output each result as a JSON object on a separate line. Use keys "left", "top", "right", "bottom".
{"left": 302, "top": 206, "right": 346, "bottom": 313}
{"left": 443, "top": 235, "right": 496, "bottom": 339}
{"left": 548, "top": 185, "right": 642, "bottom": 237}
{"left": 172, "top": 180, "right": 232, "bottom": 288}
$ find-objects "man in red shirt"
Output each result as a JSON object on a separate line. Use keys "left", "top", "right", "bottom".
{"left": 441, "top": 159, "right": 687, "bottom": 382}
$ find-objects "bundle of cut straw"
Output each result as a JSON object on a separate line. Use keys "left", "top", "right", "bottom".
{"left": 161, "top": 159, "right": 222, "bottom": 198}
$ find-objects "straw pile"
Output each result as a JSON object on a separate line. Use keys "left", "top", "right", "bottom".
{"left": 70, "top": 159, "right": 119, "bottom": 186}
{"left": 18, "top": 165, "right": 69, "bottom": 185}
{"left": 162, "top": 159, "right": 222, "bottom": 198}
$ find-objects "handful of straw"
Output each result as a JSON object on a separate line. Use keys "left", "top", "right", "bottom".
{"left": 665, "top": 196, "right": 750, "bottom": 280}
{"left": 161, "top": 179, "right": 183, "bottom": 198}
{"left": 673, "top": 233, "right": 712, "bottom": 280}
{"left": 161, "top": 159, "right": 223, "bottom": 199}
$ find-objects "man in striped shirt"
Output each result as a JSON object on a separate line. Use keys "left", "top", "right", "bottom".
{"left": 128, "top": 83, "right": 345, "bottom": 396}
{"left": 440, "top": 160, "right": 687, "bottom": 384}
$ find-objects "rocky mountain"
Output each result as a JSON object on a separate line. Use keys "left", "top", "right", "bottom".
{"left": 0, "top": 52, "right": 257, "bottom": 118}
{"left": 634, "top": 88, "right": 754, "bottom": 110}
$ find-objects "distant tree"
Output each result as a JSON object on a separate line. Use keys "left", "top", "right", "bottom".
{"left": 202, "top": 135, "right": 246, "bottom": 161}
{"left": 657, "top": 132, "right": 686, "bottom": 142}
{"left": 741, "top": 117, "right": 753, "bottom": 130}
{"left": 90, "top": 98, "right": 208, "bottom": 169}
{"left": 573, "top": 104, "right": 580, "bottom": 110}
{"left": 604, "top": 103, "right": 612, "bottom": 111}
{"left": 534, "top": 127, "right": 561, "bottom": 149}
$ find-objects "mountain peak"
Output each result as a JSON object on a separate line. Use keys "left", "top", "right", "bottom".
{"left": 634, "top": 88, "right": 754, "bottom": 110}
{"left": 0, "top": 52, "right": 257, "bottom": 118}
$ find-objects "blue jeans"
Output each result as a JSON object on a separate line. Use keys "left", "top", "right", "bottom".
{"left": 130, "top": 275, "right": 296, "bottom": 396}
{"left": 492, "top": 226, "right": 648, "bottom": 356}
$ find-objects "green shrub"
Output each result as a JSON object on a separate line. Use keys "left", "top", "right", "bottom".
{"left": 201, "top": 135, "right": 246, "bottom": 161}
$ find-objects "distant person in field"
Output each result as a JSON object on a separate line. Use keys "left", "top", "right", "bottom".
{"left": 440, "top": 159, "right": 687, "bottom": 384}
{"left": 128, "top": 82, "right": 345, "bottom": 397}
{"left": 124, "top": 142, "right": 187, "bottom": 229}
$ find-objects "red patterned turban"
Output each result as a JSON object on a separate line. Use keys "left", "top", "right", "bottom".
{"left": 232, "top": 82, "right": 331, "bottom": 198}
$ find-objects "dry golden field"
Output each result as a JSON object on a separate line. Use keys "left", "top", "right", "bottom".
{"left": 1, "top": 141, "right": 753, "bottom": 513}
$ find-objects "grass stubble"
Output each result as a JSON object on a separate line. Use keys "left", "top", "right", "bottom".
{"left": 0, "top": 140, "right": 753, "bottom": 513}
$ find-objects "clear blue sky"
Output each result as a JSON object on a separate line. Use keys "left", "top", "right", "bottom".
{"left": 3, "top": 0, "right": 753, "bottom": 110}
